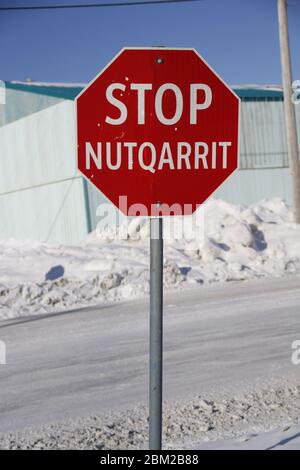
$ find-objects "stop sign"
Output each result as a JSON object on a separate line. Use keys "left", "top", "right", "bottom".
{"left": 76, "top": 48, "right": 239, "bottom": 216}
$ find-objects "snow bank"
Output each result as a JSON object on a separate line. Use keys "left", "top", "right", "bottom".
{"left": 1, "top": 198, "right": 300, "bottom": 321}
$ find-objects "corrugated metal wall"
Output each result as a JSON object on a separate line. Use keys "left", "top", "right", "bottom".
{"left": 215, "top": 167, "right": 292, "bottom": 205}
{"left": 0, "top": 178, "right": 87, "bottom": 244}
{"left": 213, "top": 101, "right": 300, "bottom": 205}
{"left": 0, "top": 85, "right": 62, "bottom": 127}
{"left": 0, "top": 99, "right": 88, "bottom": 244}
{"left": 239, "top": 101, "right": 288, "bottom": 168}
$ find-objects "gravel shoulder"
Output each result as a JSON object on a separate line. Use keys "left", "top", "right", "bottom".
{"left": 1, "top": 381, "right": 300, "bottom": 450}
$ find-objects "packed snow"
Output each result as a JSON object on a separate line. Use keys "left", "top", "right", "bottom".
{"left": 1, "top": 197, "right": 300, "bottom": 321}
{"left": 195, "top": 425, "right": 300, "bottom": 450}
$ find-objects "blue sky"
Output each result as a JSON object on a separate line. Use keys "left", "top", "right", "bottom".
{"left": 1, "top": 0, "right": 300, "bottom": 85}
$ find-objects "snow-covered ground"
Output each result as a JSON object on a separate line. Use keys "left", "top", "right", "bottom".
{"left": 1, "top": 276, "right": 300, "bottom": 449}
{"left": 1, "top": 197, "right": 300, "bottom": 321}
{"left": 1, "top": 197, "right": 300, "bottom": 449}
{"left": 2, "top": 384, "right": 300, "bottom": 450}
{"left": 196, "top": 424, "right": 300, "bottom": 450}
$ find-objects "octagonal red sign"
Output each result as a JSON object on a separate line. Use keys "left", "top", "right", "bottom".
{"left": 76, "top": 48, "right": 239, "bottom": 216}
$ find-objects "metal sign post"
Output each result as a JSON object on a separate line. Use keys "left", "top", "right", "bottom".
{"left": 149, "top": 216, "right": 163, "bottom": 450}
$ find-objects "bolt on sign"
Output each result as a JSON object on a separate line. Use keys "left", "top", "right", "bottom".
{"left": 76, "top": 48, "right": 240, "bottom": 216}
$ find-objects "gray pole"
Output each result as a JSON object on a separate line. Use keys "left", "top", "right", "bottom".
{"left": 278, "top": 0, "right": 300, "bottom": 223}
{"left": 149, "top": 216, "right": 163, "bottom": 450}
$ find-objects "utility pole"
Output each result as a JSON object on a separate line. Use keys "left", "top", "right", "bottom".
{"left": 278, "top": 0, "right": 300, "bottom": 223}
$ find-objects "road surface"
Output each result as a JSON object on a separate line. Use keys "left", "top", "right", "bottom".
{"left": 0, "top": 276, "right": 300, "bottom": 433}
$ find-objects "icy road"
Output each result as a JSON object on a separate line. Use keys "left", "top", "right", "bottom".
{"left": 0, "top": 276, "right": 300, "bottom": 434}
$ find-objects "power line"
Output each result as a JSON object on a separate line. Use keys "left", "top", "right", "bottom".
{"left": 0, "top": 0, "right": 206, "bottom": 12}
